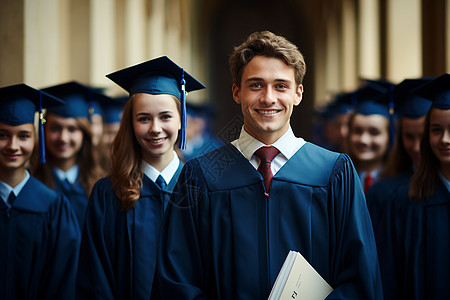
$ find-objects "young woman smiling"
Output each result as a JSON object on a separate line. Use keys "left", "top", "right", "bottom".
{"left": 0, "top": 84, "right": 80, "bottom": 299}
{"left": 76, "top": 56, "right": 205, "bottom": 299}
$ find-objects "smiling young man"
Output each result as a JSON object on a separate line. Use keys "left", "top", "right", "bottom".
{"left": 153, "top": 31, "right": 383, "bottom": 299}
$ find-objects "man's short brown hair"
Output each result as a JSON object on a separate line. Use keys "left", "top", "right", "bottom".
{"left": 229, "top": 31, "right": 306, "bottom": 88}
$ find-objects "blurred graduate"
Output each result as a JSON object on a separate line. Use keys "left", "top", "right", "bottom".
{"left": 367, "top": 78, "right": 432, "bottom": 227}
{"left": 376, "top": 73, "right": 450, "bottom": 300}
{"left": 76, "top": 56, "right": 205, "bottom": 299}
{"left": 178, "top": 101, "right": 224, "bottom": 162}
{"left": 31, "top": 81, "right": 106, "bottom": 230}
{"left": 0, "top": 84, "right": 81, "bottom": 299}
{"left": 347, "top": 79, "right": 395, "bottom": 195}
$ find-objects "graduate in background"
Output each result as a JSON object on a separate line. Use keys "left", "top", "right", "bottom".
{"left": 367, "top": 78, "right": 432, "bottom": 227}
{"left": 376, "top": 73, "right": 450, "bottom": 300}
{"left": 153, "top": 31, "right": 382, "bottom": 299}
{"left": 31, "top": 81, "right": 106, "bottom": 230}
{"left": 97, "top": 95, "right": 127, "bottom": 172}
{"left": 76, "top": 56, "right": 205, "bottom": 299}
{"left": 347, "top": 80, "right": 394, "bottom": 195}
{"left": 314, "top": 91, "right": 354, "bottom": 153}
{"left": 178, "top": 101, "right": 224, "bottom": 162}
{"left": 0, "top": 84, "right": 81, "bottom": 299}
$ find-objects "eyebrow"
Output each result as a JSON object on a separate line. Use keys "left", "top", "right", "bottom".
{"left": 245, "top": 77, "right": 292, "bottom": 84}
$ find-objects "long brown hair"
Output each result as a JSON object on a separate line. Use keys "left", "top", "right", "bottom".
{"left": 379, "top": 119, "right": 414, "bottom": 178}
{"left": 409, "top": 110, "right": 440, "bottom": 201}
{"left": 32, "top": 117, "right": 105, "bottom": 196}
{"left": 110, "top": 95, "right": 143, "bottom": 211}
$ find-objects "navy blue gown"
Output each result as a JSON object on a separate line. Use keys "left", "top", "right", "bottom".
{"left": 366, "top": 173, "right": 413, "bottom": 231}
{"left": 52, "top": 172, "right": 89, "bottom": 231}
{"left": 76, "top": 162, "right": 183, "bottom": 300}
{"left": 0, "top": 177, "right": 81, "bottom": 299}
{"left": 153, "top": 143, "right": 383, "bottom": 299}
{"left": 376, "top": 179, "right": 450, "bottom": 300}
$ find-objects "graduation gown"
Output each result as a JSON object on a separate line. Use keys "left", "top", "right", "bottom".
{"left": 153, "top": 143, "right": 383, "bottom": 299}
{"left": 0, "top": 177, "right": 81, "bottom": 300}
{"left": 52, "top": 172, "right": 89, "bottom": 230}
{"left": 376, "top": 179, "right": 450, "bottom": 300}
{"left": 367, "top": 172, "right": 413, "bottom": 231}
{"left": 76, "top": 162, "right": 183, "bottom": 300}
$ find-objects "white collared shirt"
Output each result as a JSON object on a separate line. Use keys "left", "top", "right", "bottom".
{"left": 0, "top": 170, "right": 30, "bottom": 206}
{"left": 53, "top": 165, "right": 79, "bottom": 184}
{"left": 141, "top": 151, "right": 181, "bottom": 184}
{"left": 231, "top": 126, "right": 306, "bottom": 175}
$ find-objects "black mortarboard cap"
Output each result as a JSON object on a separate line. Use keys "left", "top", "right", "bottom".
{"left": 412, "top": 73, "right": 450, "bottom": 110}
{"left": 394, "top": 78, "right": 433, "bottom": 118}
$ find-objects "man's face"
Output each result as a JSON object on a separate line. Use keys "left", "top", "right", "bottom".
{"left": 232, "top": 56, "right": 303, "bottom": 144}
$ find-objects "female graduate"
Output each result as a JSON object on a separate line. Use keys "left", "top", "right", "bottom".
{"left": 376, "top": 73, "right": 450, "bottom": 300}
{"left": 76, "top": 56, "right": 205, "bottom": 299}
{"left": 31, "top": 81, "right": 106, "bottom": 229}
{"left": 347, "top": 80, "right": 394, "bottom": 195}
{"left": 367, "top": 78, "right": 432, "bottom": 226}
{"left": 0, "top": 84, "right": 81, "bottom": 299}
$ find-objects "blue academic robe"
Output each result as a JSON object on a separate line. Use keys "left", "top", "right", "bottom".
{"left": 76, "top": 162, "right": 183, "bottom": 300}
{"left": 153, "top": 143, "right": 383, "bottom": 299}
{"left": 0, "top": 177, "right": 81, "bottom": 300}
{"left": 376, "top": 180, "right": 450, "bottom": 300}
{"left": 366, "top": 172, "right": 413, "bottom": 231}
{"left": 52, "top": 172, "right": 89, "bottom": 230}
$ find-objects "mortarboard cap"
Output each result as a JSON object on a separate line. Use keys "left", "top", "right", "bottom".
{"left": 394, "top": 78, "right": 433, "bottom": 119}
{"left": 354, "top": 79, "right": 396, "bottom": 147}
{"left": 42, "top": 81, "right": 111, "bottom": 119}
{"left": 0, "top": 83, "right": 65, "bottom": 163}
{"left": 102, "top": 96, "right": 127, "bottom": 124}
{"left": 354, "top": 81, "right": 392, "bottom": 117}
{"left": 412, "top": 73, "right": 450, "bottom": 110}
{"left": 106, "top": 56, "right": 206, "bottom": 149}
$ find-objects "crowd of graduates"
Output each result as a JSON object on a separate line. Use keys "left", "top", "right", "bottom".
{"left": 0, "top": 29, "right": 449, "bottom": 299}
{"left": 315, "top": 73, "right": 450, "bottom": 299}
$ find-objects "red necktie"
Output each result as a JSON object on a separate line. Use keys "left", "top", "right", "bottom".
{"left": 363, "top": 173, "right": 373, "bottom": 195}
{"left": 254, "top": 146, "right": 280, "bottom": 193}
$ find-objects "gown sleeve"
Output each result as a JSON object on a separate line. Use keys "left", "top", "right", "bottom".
{"left": 76, "top": 178, "right": 119, "bottom": 300}
{"left": 39, "top": 193, "right": 82, "bottom": 300}
{"left": 325, "top": 154, "right": 383, "bottom": 299}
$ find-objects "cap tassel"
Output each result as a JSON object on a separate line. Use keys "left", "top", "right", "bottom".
{"left": 178, "top": 69, "right": 187, "bottom": 150}
{"left": 38, "top": 92, "right": 46, "bottom": 163}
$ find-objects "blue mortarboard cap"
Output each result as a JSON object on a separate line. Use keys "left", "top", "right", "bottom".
{"left": 394, "top": 78, "right": 433, "bottom": 118}
{"left": 354, "top": 82, "right": 391, "bottom": 117}
{"left": 412, "top": 73, "right": 450, "bottom": 109}
{"left": 102, "top": 96, "right": 127, "bottom": 124}
{"left": 106, "top": 56, "right": 206, "bottom": 149}
{"left": 355, "top": 79, "right": 396, "bottom": 147}
{"left": 0, "top": 83, "right": 65, "bottom": 163}
{"left": 42, "top": 81, "right": 111, "bottom": 119}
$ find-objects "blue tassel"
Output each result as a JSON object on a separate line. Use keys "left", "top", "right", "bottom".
{"left": 178, "top": 69, "right": 187, "bottom": 150}
{"left": 38, "top": 92, "right": 46, "bottom": 163}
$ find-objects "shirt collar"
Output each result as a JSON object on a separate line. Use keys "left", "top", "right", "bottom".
{"left": 141, "top": 151, "right": 180, "bottom": 184}
{"left": 53, "top": 165, "right": 79, "bottom": 184}
{"left": 237, "top": 126, "right": 304, "bottom": 160}
{"left": 0, "top": 170, "right": 30, "bottom": 204}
